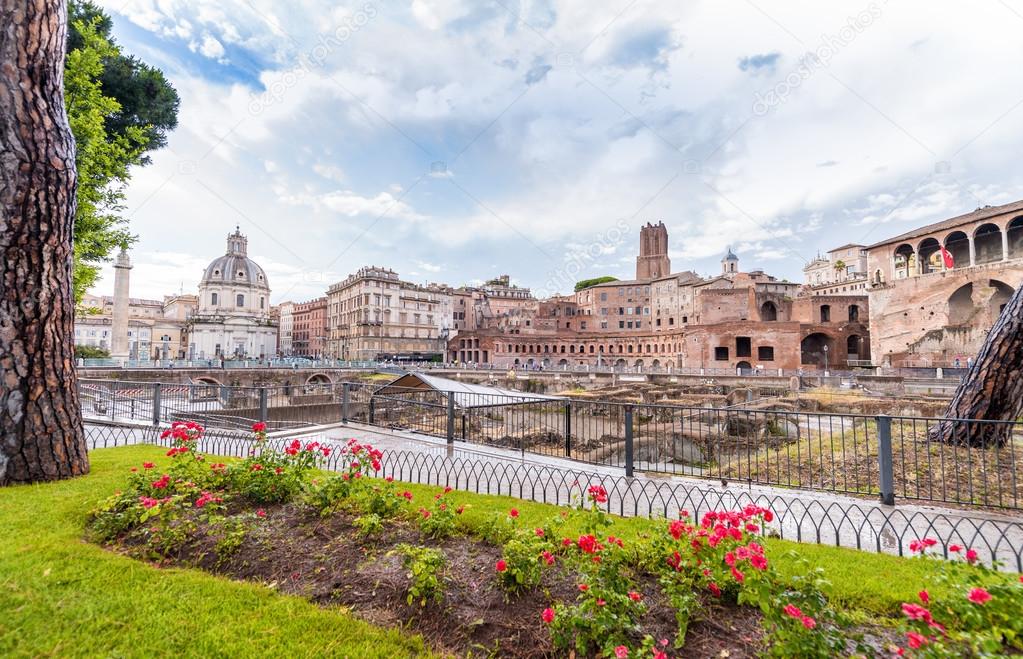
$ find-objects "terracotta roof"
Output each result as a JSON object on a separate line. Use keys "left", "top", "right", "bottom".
{"left": 868, "top": 199, "right": 1023, "bottom": 249}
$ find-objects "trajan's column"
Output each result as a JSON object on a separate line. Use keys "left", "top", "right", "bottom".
{"left": 110, "top": 249, "right": 132, "bottom": 360}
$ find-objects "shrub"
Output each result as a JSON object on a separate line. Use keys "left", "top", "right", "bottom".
{"left": 229, "top": 428, "right": 329, "bottom": 504}
{"left": 891, "top": 539, "right": 1023, "bottom": 656}
{"left": 391, "top": 544, "right": 446, "bottom": 607}
{"left": 416, "top": 487, "right": 462, "bottom": 539}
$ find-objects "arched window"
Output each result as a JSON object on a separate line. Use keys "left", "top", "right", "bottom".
{"left": 236, "top": 294, "right": 245, "bottom": 307}
{"left": 260, "top": 297, "right": 265, "bottom": 309}
{"left": 820, "top": 304, "right": 831, "bottom": 322}
{"left": 211, "top": 292, "right": 218, "bottom": 306}
{"left": 848, "top": 305, "right": 859, "bottom": 322}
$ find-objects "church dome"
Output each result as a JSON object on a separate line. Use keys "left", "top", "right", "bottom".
{"left": 200, "top": 227, "right": 270, "bottom": 290}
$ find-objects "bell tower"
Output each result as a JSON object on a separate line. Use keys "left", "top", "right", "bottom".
{"left": 636, "top": 222, "right": 671, "bottom": 280}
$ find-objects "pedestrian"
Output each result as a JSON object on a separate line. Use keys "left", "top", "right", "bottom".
{"left": 954, "top": 357, "right": 961, "bottom": 368}
{"left": 966, "top": 356, "right": 973, "bottom": 368}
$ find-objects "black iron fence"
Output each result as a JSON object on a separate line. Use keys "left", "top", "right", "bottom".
{"left": 82, "top": 421, "right": 1023, "bottom": 572}
{"left": 79, "top": 379, "right": 1023, "bottom": 512}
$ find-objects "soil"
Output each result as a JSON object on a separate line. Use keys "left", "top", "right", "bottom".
{"left": 112, "top": 503, "right": 765, "bottom": 658}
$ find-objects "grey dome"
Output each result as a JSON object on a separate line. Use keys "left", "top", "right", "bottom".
{"left": 200, "top": 228, "right": 270, "bottom": 290}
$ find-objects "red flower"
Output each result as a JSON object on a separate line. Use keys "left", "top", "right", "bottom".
{"left": 730, "top": 566, "right": 745, "bottom": 583}
{"left": 385, "top": 476, "right": 394, "bottom": 483}
{"left": 252, "top": 422, "right": 266, "bottom": 433}
{"left": 578, "top": 583, "right": 589, "bottom": 592}
{"left": 577, "top": 534, "right": 599, "bottom": 554}
{"left": 541, "top": 551, "right": 555, "bottom": 566}
{"left": 614, "top": 645, "right": 628, "bottom": 658}
{"left": 444, "top": 486, "right": 452, "bottom": 493}
{"left": 151, "top": 475, "right": 170, "bottom": 490}
{"left": 968, "top": 587, "right": 991, "bottom": 604}
{"left": 256, "top": 509, "right": 266, "bottom": 518}
{"left": 274, "top": 467, "right": 284, "bottom": 475}
{"left": 509, "top": 508, "right": 519, "bottom": 518}
{"left": 541, "top": 607, "right": 555, "bottom": 624}
{"left": 907, "top": 632, "right": 928, "bottom": 649}
{"left": 628, "top": 591, "right": 642, "bottom": 602}
{"left": 750, "top": 554, "right": 768, "bottom": 571}
{"left": 965, "top": 548, "right": 979, "bottom": 564}
{"left": 918, "top": 590, "right": 929, "bottom": 604}
{"left": 534, "top": 528, "right": 545, "bottom": 537}
{"left": 139, "top": 496, "right": 159, "bottom": 509}
{"left": 142, "top": 462, "right": 155, "bottom": 470}
{"left": 922, "top": 538, "right": 937, "bottom": 547}
{"left": 801, "top": 616, "right": 816, "bottom": 630}
{"left": 949, "top": 544, "right": 962, "bottom": 553}
{"left": 708, "top": 582, "right": 721, "bottom": 597}
{"left": 587, "top": 484, "right": 608, "bottom": 503}
{"left": 251, "top": 464, "right": 263, "bottom": 472}
{"left": 596, "top": 599, "right": 606, "bottom": 607}
{"left": 783, "top": 604, "right": 803, "bottom": 619}
{"left": 495, "top": 559, "right": 507, "bottom": 573}
{"left": 901, "top": 603, "right": 933, "bottom": 623}
{"left": 401, "top": 491, "right": 413, "bottom": 501}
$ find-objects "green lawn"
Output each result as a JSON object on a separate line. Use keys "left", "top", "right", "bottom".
{"left": 1, "top": 445, "right": 994, "bottom": 657}
{"left": 0, "top": 446, "right": 431, "bottom": 659}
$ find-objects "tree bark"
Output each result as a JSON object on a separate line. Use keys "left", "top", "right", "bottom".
{"left": 929, "top": 282, "right": 1023, "bottom": 448}
{"left": 0, "top": 0, "right": 88, "bottom": 484}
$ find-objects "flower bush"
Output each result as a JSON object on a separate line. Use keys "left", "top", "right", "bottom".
{"left": 890, "top": 538, "right": 1023, "bottom": 656}
{"left": 88, "top": 419, "right": 1023, "bottom": 659}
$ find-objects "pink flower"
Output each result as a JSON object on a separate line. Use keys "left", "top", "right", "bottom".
{"left": 541, "top": 551, "right": 555, "bottom": 566}
{"left": 577, "top": 583, "right": 589, "bottom": 592}
{"left": 509, "top": 508, "right": 519, "bottom": 518}
{"left": 948, "top": 544, "right": 962, "bottom": 553}
{"left": 965, "top": 548, "right": 979, "bottom": 564}
{"left": 495, "top": 559, "right": 507, "bottom": 573}
{"left": 252, "top": 422, "right": 266, "bottom": 433}
{"left": 968, "top": 587, "right": 992, "bottom": 605}
{"left": 628, "top": 591, "right": 642, "bottom": 602}
{"left": 901, "top": 603, "right": 933, "bottom": 623}
{"left": 401, "top": 491, "right": 413, "bottom": 501}
{"left": 139, "top": 496, "right": 159, "bottom": 509}
{"left": 918, "top": 590, "right": 929, "bottom": 604}
{"left": 541, "top": 607, "right": 555, "bottom": 624}
{"left": 614, "top": 645, "right": 628, "bottom": 658}
{"left": 907, "top": 632, "right": 928, "bottom": 649}
{"left": 385, "top": 476, "right": 394, "bottom": 483}
{"left": 708, "top": 582, "right": 721, "bottom": 597}
{"left": 801, "top": 616, "right": 816, "bottom": 630}
{"left": 534, "top": 528, "right": 545, "bottom": 537}
{"left": 587, "top": 484, "right": 608, "bottom": 503}
{"left": 256, "top": 509, "right": 266, "bottom": 518}
{"left": 595, "top": 599, "right": 606, "bottom": 607}
{"left": 142, "top": 462, "right": 155, "bottom": 470}
{"left": 783, "top": 604, "right": 803, "bottom": 619}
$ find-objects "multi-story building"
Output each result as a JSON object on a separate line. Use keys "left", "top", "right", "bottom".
{"left": 292, "top": 297, "right": 328, "bottom": 357}
{"left": 74, "top": 289, "right": 197, "bottom": 360}
{"left": 277, "top": 302, "right": 294, "bottom": 356}
{"left": 326, "top": 267, "right": 452, "bottom": 361}
{"left": 803, "top": 244, "right": 870, "bottom": 296}
{"left": 865, "top": 200, "right": 1023, "bottom": 366}
{"left": 448, "top": 225, "right": 869, "bottom": 371}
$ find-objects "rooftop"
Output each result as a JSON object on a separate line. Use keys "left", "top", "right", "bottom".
{"left": 868, "top": 199, "right": 1023, "bottom": 249}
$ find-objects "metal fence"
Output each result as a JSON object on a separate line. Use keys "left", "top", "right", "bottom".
{"left": 82, "top": 421, "right": 1023, "bottom": 572}
{"left": 79, "top": 379, "right": 1023, "bottom": 512}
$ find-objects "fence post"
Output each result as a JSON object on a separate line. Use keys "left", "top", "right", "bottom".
{"left": 341, "top": 382, "right": 350, "bottom": 423}
{"left": 876, "top": 414, "right": 895, "bottom": 506}
{"left": 151, "top": 383, "right": 162, "bottom": 426}
{"left": 564, "top": 401, "right": 572, "bottom": 457}
{"left": 258, "top": 387, "right": 268, "bottom": 424}
{"left": 624, "top": 404, "right": 635, "bottom": 477}
{"left": 369, "top": 397, "right": 376, "bottom": 425}
{"left": 446, "top": 395, "right": 455, "bottom": 445}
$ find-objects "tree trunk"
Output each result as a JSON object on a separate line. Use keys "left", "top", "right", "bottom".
{"left": 0, "top": 0, "right": 88, "bottom": 484}
{"left": 928, "top": 282, "right": 1023, "bottom": 448}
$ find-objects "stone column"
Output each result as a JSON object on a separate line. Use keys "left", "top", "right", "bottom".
{"left": 969, "top": 237, "right": 976, "bottom": 267}
{"left": 1001, "top": 228, "right": 1009, "bottom": 261}
{"left": 110, "top": 249, "right": 132, "bottom": 360}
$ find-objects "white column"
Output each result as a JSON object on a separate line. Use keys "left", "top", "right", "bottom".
{"left": 969, "top": 237, "right": 976, "bottom": 267}
{"left": 1002, "top": 228, "right": 1009, "bottom": 261}
{"left": 110, "top": 249, "right": 132, "bottom": 360}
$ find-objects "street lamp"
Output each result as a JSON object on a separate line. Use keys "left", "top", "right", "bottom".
{"left": 823, "top": 344, "right": 830, "bottom": 377}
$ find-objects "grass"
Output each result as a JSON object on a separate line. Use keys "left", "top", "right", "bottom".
{"left": 3, "top": 446, "right": 1008, "bottom": 657}
{"left": 0, "top": 446, "right": 431, "bottom": 659}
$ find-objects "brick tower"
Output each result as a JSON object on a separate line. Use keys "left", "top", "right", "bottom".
{"left": 636, "top": 221, "right": 671, "bottom": 280}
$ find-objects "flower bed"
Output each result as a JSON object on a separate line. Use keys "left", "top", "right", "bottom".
{"left": 87, "top": 422, "right": 1023, "bottom": 658}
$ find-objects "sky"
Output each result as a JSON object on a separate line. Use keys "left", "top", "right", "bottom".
{"left": 91, "top": 0, "right": 1023, "bottom": 303}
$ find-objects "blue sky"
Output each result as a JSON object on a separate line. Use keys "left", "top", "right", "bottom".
{"left": 93, "top": 0, "right": 1023, "bottom": 302}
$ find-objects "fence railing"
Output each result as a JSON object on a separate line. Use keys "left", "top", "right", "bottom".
{"left": 79, "top": 379, "right": 1023, "bottom": 512}
{"left": 81, "top": 420, "right": 1023, "bottom": 572}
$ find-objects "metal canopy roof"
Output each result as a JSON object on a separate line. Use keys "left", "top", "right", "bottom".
{"left": 373, "top": 371, "right": 563, "bottom": 409}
